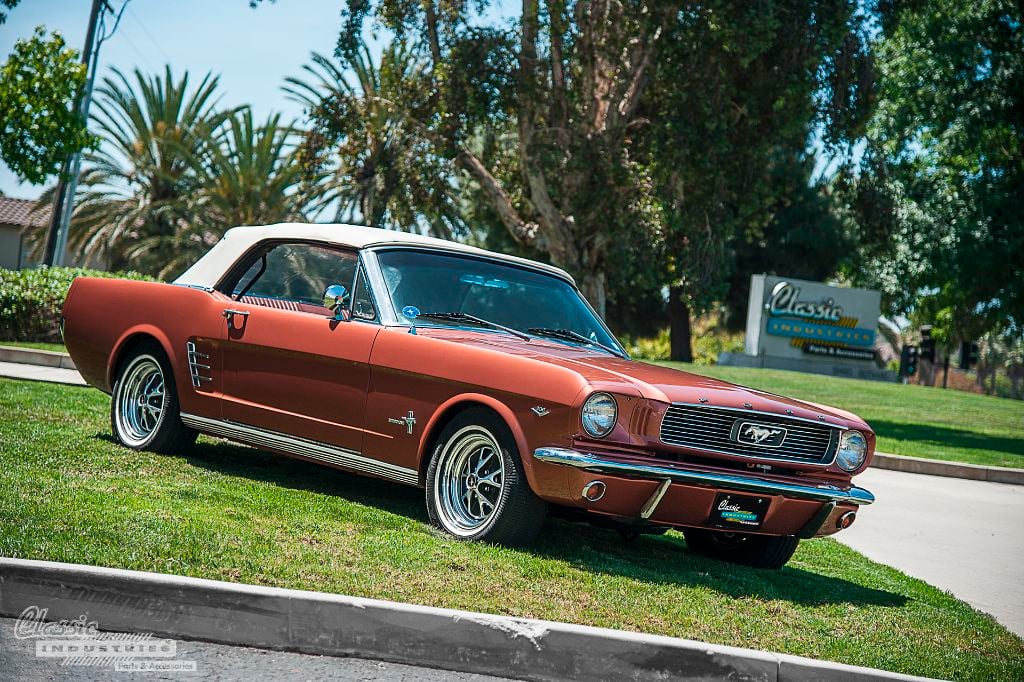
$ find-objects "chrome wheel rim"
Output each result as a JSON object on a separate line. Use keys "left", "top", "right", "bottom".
{"left": 434, "top": 426, "right": 505, "bottom": 536}
{"left": 115, "top": 356, "right": 165, "bottom": 446}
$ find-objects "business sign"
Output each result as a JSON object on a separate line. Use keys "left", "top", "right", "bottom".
{"left": 741, "top": 275, "right": 883, "bottom": 372}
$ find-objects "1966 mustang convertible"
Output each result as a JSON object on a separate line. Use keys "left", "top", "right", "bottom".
{"left": 62, "top": 223, "right": 874, "bottom": 568}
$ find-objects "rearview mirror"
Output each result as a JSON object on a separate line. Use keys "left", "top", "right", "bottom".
{"left": 323, "top": 284, "right": 351, "bottom": 322}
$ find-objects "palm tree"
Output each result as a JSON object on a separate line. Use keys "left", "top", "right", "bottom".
{"left": 285, "top": 43, "right": 463, "bottom": 239}
{"left": 30, "top": 66, "right": 228, "bottom": 274}
{"left": 131, "top": 109, "right": 326, "bottom": 278}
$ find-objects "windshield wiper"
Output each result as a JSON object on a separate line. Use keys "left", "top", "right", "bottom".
{"left": 418, "top": 312, "right": 532, "bottom": 341}
{"left": 527, "top": 327, "right": 626, "bottom": 358}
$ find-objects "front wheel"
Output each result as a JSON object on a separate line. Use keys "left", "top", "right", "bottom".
{"left": 426, "top": 408, "right": 547, "bottom": 546}
{"left": 683, "top": 528, "right": 799, "bottom": 569}
{"left": 111, "top": 342, "right": 196, "bottom": 454}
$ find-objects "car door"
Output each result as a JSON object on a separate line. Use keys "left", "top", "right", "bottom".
{"left": 216, "top": 241, "right": 380, "bottom": 454}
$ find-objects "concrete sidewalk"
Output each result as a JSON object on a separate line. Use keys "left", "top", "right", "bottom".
{"left": 836, "top": 467, "right": 1024, "bottom": 636}
{"left": 0, "top": 360, "right": 85, "bottom": 385}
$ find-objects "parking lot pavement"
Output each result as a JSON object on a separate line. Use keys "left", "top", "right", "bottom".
{"left": 0, "top": 618, "right": 510, "bottom": 682}
{"left": 835, "top": 467, "right": 1024, "bottom": 637}
{"left": 0, "top": 361, "right": 86, "bottom": 386}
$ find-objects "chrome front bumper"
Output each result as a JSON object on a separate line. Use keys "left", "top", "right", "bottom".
{"left": 533, "top": 447, "right": 875, "bottom": 506}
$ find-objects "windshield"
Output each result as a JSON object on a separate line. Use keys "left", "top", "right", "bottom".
{"left": 375, "top": 249, "right": 623, "bottom": 353}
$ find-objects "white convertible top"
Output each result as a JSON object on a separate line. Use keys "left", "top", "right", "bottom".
{"left": 174, "top": 223, "right": 575, "bottom": 288}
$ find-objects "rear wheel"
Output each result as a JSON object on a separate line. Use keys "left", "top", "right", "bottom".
{"left": 683, "top": 528, "right": 799, "bottom": 569}
{"left": 426, "top": 408, "right": 547, "bottom": 545}
{"left": 111, "top": 342, "right": 196, "bottom": 453}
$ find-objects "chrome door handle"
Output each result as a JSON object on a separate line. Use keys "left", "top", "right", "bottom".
{"left": 222, "top": 309, "right": 250, "bottom": 326}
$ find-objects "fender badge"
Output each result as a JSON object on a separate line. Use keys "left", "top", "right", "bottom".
{"left": 531, "top": 406, "right": 550, "bottom": 417}
{"left": 388, "top": 411, "right": 417, "bottom": 435}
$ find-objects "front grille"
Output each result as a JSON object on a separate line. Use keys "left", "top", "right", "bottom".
{"left": 659, "top": 404, "right": 838, "bottom": 464}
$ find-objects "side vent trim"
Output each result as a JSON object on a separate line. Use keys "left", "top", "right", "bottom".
{"left": 186, "top": 341, "right": 212, "bottom": 388}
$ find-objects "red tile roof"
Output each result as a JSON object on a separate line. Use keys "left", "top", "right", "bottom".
{"left": 0, "top": 196, "right": 51, "bottom": 229}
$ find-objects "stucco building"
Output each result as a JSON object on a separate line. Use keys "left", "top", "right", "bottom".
{"left": 0, "top": 197, "right": 49, "bottom": 270}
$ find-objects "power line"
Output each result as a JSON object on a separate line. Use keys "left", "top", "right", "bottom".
{"left": 118, "top": 25, "right": 158, "bottom": 72}
{"left": 99, "top": 0, "right": 131, "bottom": 44}
{"left": 126, "top": 4, "right": 171, "bottom": 66}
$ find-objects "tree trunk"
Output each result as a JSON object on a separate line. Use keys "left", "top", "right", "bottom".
{"left": 579, "top": 270, "right": 607, "bottom": 320}
{"left": 669, "top": 285, "right": 693, "bottom": 362}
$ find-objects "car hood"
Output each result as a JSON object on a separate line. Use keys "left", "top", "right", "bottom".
{"left": 412, "top": 327, "right": 869, "bottom": 429}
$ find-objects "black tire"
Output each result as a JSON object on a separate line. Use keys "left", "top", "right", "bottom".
{"left": 426, "top": 408, "right": 547, "bottom": 546}
{"left": 683, "top": 528, "right": 799, "bottom": 569}
{"left": 110, "top": 341, "right": 196, "bottom": 454}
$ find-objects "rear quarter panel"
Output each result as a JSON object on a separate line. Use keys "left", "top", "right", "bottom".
{"left": 62, "top": 278, "right": 226, "bottom": 419}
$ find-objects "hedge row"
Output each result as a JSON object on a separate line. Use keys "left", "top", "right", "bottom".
{"left": 0, "top": 267, "right": 154, "bottom": 343}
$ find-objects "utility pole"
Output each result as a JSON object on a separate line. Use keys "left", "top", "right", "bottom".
{"left": 41, "top": 0, "right": 107, "bottom": 267}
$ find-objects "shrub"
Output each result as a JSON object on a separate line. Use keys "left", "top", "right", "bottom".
{"left": 622, "top": 314, "right": 745, "bottom": 365}
{"left": 0, "top": 267, "right": 154, "bottom": 343}
{"left": 622, "top": 328, "right": 671, "bottom": 361}
{"left": 692, "top": 327, "right": 745, "bottom": 365}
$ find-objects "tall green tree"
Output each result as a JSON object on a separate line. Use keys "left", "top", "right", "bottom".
{"left": 149, "top": 109, "right": 326, "bottom": 278}
{"left": 285, "top": 43, "right": 462, "bottom": 238}
{"left": 724, "top": 153, "right": 856, "bottom": 330}
{"left": 289, "top": 0, "right": 679, "bottom": 317}
{"left": 850, "top": 0, "right": 1023, "bottom": 342}
{"left": 642, "top": 1, "right": 872, "bottom": 359}
{"left": 0, "top": 26, "right": 93, "bottom": 184}
{"left": 28, "top": 66, "right": 328, "bottom": 279}
{"left": 53, "top": 66, "right": 227, "bottom": 275}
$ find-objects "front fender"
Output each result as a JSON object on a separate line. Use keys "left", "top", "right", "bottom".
{"left": 417, "top": 392, "right": 576, "bottom": 500}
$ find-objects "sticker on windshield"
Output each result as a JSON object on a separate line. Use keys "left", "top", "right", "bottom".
{"left": 459, "top": 274, "right": 510, "bottom": 289}
{"left": 402, "top": 306, "right": 420, "bottom": 319}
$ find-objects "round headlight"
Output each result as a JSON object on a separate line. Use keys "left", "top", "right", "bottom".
{"left": 836, "top": 430, "right": 868, "bottom": 472}
{"left": 581, "top": 392, "right": 617, "bottom": 438}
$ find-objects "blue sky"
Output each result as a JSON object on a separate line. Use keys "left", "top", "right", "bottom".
{"left": 0, "top": 0, "right": 348, "bottom": 198}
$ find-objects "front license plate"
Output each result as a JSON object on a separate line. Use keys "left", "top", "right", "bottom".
{"left": 708, "top": 493, "right": 770, "bottom": 530}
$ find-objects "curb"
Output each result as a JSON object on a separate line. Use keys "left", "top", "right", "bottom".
{"left": 871, "top": 452, "right": 1024, "bottom": 486}
{"left": 0, "top": 558, "right": 934, "bottom": 682}
{"left": 0, "top": 345, "right": 76, "bottom": 370}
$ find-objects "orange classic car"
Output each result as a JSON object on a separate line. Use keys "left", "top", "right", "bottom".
{"left": 62, "top": 223, "right": 874, "bottom": 569}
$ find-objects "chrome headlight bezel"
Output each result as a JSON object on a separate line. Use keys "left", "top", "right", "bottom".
{"left": 581, "top": 392, "right": 618, "bottom": 438}
{"left": 836, "top": 429, "right": 868, "bottom": 472}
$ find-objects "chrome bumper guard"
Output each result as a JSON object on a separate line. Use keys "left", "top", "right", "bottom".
{"left": 533, "top": 447, "right": 875, "bottom": 506}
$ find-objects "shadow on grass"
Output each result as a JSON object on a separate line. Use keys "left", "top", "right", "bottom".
{"left": 100, "top": 433, "right": 907, "bottom": 609}
{"left": 870, "top": 420, "right": 1024, "bottom": 459}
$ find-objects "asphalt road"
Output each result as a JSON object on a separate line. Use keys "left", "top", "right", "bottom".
{"left": 835, "top": 467, "right": 1024, "bottom": 637}
{"left": 0, "top": 618, "right": 511, "bottom": 681}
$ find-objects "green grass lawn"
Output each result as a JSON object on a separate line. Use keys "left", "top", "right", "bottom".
{"left": 1, "top": 378, "right": 1021, "bottom": 680}
{"left": 0, "top": 340, "right": 67, "bottom": 353}
{"left": 658, "top": 362, "right": 1024, "bottom": 469}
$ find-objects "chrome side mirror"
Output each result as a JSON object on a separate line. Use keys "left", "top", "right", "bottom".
{"left": 323, "top": 284, "right": 351, "bottom": 321}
